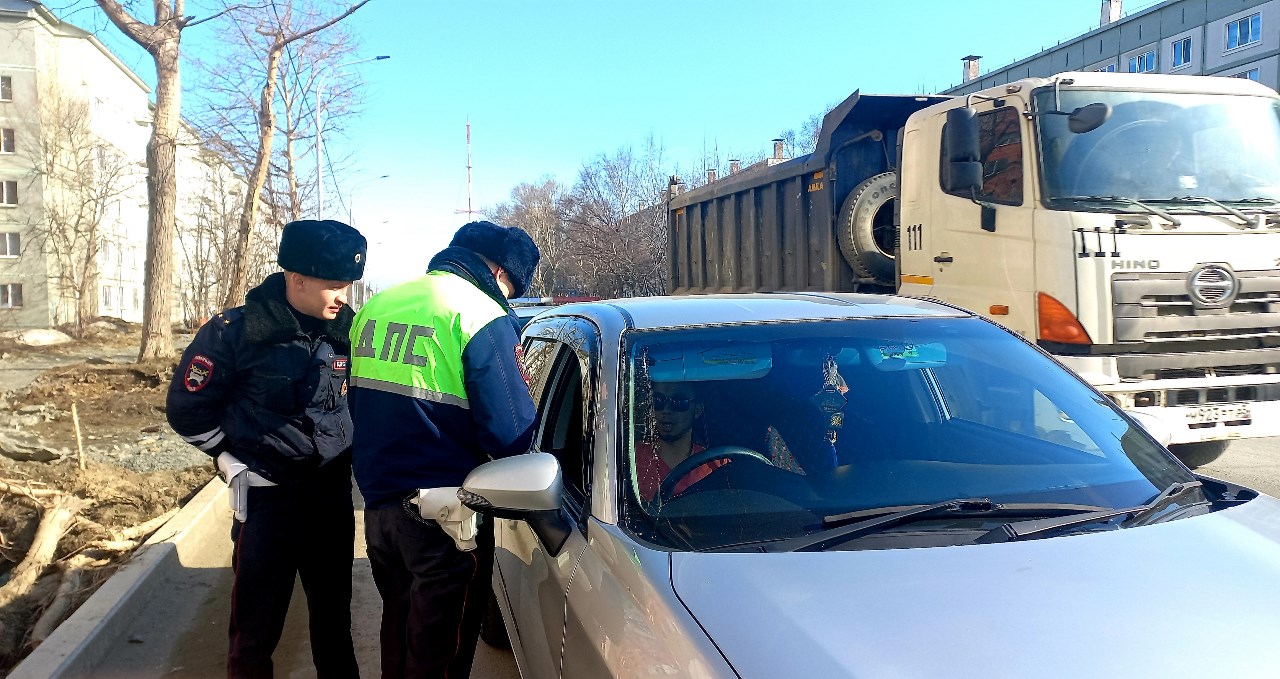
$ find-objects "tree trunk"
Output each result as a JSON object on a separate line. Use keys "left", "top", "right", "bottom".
{"left": 224, "top": 46, "right": 284, "bottom": 309}
{"left": 137, "top": 40, "right": 182, "bottom": 361}
{"left": 0, "top": 494, "right": 85, "bottom": 611}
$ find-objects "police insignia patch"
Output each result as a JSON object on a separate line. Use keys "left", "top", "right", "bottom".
{"left": 184, "top": 355, "right": 214, "bottom": 392}
{"left": 514, "top": 343, "right": 532, "bottom": 386}
{"left": 333, "top": 357, "right": 348, "bottom": 371}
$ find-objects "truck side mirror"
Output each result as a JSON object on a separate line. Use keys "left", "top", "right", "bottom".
{"left": 1068, "top": 102, "right": 1111, "bottom": 134}
{"left": 942, "top": 108, "right": 983, "bottom": 194}
{"left": 945, "top": 108, "right": 980, "bottom": 163}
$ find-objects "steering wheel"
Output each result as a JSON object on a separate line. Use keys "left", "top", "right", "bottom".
{"left": 657, "top": 445, "right": 771, "bottom": 502}
{"left": 1072, "top": 119, "right": 1174, "bottom": 196}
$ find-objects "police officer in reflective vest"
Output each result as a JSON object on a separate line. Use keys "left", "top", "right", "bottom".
{"left": 349, "top": 220, "right": 539, "bottom": 678}
{"left": 166, "top": 219, "right": 366, "bottom": 679}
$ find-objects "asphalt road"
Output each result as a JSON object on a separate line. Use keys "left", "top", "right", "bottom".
{"left": 1195, "top": 436, "right": 1280, "bottom": 498}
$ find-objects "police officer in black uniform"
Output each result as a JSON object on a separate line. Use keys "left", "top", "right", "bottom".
{"left": 167, "top": 219, "right": 366, "bottom": 679}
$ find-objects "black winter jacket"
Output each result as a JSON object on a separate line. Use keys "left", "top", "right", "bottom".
{"left": 166, "top": 273, "right": 354, "bottom": 484}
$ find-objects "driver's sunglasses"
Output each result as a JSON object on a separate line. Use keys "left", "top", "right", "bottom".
{"left": 652, "top": 393, "right": 694, "bottom": 412}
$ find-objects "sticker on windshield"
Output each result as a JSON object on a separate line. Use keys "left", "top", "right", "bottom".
{"left": 877, "top": 343, "right": 919, "bottom": 360}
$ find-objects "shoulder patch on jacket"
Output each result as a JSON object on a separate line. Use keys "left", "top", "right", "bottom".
{"left": 184, "top": 354, "right": 215, "bottom": 392}
{"left": 514, "top": 343, "right": 531, "bottom": 386}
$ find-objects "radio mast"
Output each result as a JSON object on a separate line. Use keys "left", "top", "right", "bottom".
{"left": 456, "top": 117, "right": 481, "bottom": 218}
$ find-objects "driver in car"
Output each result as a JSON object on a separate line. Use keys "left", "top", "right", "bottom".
{"left": 635, "top": 381, "right": 725, "bottom": 501}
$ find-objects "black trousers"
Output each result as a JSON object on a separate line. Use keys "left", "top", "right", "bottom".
{"left": 228, "top": 464, "right": 359, "bottom": 679}
{"left": 364, "top": 503, "right": 494, "bottom": 679}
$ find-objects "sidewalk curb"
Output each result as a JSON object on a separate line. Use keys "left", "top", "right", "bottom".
{"left": 8, "top": 476, "right": 230, "bottom": 679}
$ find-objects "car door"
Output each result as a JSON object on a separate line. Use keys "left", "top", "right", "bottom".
{"left": 496, "top": 317, "right": 596, "bottom": 677}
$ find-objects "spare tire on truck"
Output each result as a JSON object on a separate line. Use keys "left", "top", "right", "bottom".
{"left": 836, "top": 171, "right": 897, "bottom": 285}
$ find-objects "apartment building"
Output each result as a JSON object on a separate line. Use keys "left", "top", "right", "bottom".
{"left": 946, "top": 0, "right": 1279, "bottom": 95}
{"left": 0, "top": 0, "right": 242, "bottom": 331}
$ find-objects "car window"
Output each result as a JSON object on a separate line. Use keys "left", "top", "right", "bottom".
{"left": 619, "top": 317, "right": 1193, "bottom": 552}
{"left": 523, "top": 317, "right": 598, "bottom": 515}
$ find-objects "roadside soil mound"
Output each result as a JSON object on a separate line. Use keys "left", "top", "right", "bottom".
{"left": 0, "top": 323, "right": 211, "bottom": 674}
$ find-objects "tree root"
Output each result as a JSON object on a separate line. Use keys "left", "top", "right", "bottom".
{"left": 0, "top": 493, "right": 84, "bottom": 610}
{"left": 0, "top": 483, "right": 180, "bottom": 659}
{"left": 28, "top": 554, "right": 111, "bottom": 644}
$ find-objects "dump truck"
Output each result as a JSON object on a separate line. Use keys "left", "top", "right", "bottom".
{"left": 667, "top": 71, "right": 1280, "bottom": 467}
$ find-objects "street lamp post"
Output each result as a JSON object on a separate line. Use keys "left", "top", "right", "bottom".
{"left": 347, "top": 174, "right": 389, "bottom": 224}
{"left": 315, "top": 54, "right": 389, "bottom": 218}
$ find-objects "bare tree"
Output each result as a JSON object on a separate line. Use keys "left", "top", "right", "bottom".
{"left": 27, "top": 84, "right": 137, "bottom": 338}
{"left": 488, "top": 177, "right": 571, "bottom": 297}
{"left": 176, "top": 149, "right": 241, "bottom": 325}
{"left": 93, "top": 0, "right": 228, "bottom": 361}
{"left": 220, "top": 0, "right": 370, "bottom": 309}
{"left": 563, "top": 138, "right": 670, "bottom": 298}
{"left": 193, "top": 10, "right": 364, "bottom": 227}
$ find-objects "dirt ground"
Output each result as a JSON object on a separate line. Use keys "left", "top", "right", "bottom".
{"left": 0, "top": 322, "right": 212, "bottom": 674}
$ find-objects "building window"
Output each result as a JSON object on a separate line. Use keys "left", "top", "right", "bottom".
{"left": 1172, "top": 37, "right": 1192, "bottom": 69}
{"left": 1227, "top": 13, "right": 1261, "bottom": 51}
{"left": 0, "top": 232, "right": 17, "bottom": 257}
{"left": 0, "top": 181, "right": 16, "bottom": 206}
{"left": 1128, "top": 50, "right": 1157, "bottom": 73}
{"left": 0, "top": 129, "right": 13, "bottom": 153}
{"left": 0, "top": 76, "right": 10, "bottom": 102}
{"left": 1231, "top": 68, "right": 1261, "bottom": 81}
{"left": 1, "top": 283, "right": 22, "bottom": 308}
{"left": 102, "top": 285, "right": 113, "bottom": 308}
{"left": 1097, "top": 64, "right": 1117, "bottom": 72}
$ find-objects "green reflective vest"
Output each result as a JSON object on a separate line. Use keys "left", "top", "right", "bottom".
{"left": 349, "top": 271, "right": 507, "bottom": 407}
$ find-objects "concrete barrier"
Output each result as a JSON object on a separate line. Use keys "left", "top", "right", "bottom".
{"left": 8, "top": 477, "right": 230, "bottom": 679}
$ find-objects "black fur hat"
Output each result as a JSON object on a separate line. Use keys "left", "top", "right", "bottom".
{"left": 277, "top": 219, "right": 367, "bottom": 281}
{"left": 449, "top": 221, "right": 541, "bottom": 298}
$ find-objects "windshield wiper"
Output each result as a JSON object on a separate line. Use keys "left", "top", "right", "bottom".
{"left": 975, "top": 480, "right": 1204, "bottom": 544}
{"left": 1150, "top": 196, "right": 1257, "bottom": 227}
{"left": 763, "top": 498, "right": 1111, "bottom": 553}
{"left": 1052, "top": 195, "right": 1181, "bottom": 227}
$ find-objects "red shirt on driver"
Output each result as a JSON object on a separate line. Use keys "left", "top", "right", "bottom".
{"left": 635, "top": 441, "right": 725, "bottom": 501}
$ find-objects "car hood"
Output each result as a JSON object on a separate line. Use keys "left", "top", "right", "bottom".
{"left": 671, "top": 496, "right": 1280, "bottom": 678}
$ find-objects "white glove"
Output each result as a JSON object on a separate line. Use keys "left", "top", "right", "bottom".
{"left": 414, "top": 487, "right": 479, "bottom": 551}
{"left": 217, "top": 452, "right": 250, "bottom": 522}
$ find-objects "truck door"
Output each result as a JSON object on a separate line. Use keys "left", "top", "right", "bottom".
{"left": 897, "top": 126, "right": 935, "bottom": 296}
{"left": 928, "top": 104, "right": 1037, "bottom": 337}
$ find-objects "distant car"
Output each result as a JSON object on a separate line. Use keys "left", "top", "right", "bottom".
{"left": 463, "top": 293, "right": 1280, "bottom": 678}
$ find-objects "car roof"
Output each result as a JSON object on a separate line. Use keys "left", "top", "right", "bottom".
{"left": 534, "top": 293, "right": 972, "bottom": 331}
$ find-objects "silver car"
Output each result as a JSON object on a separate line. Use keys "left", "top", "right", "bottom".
{"left": 462, "top": 293, "right": 1280, "bottom": 678}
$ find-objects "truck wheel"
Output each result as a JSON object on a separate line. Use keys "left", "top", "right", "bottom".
{"left": 1168, "top": 440, "right": 1230, "bottom": 469}
{"left": 837, "top": 172, "right": 897, "bottom": 285}
{"left": 480, "top": 588, "right": 511, "bottom": 648}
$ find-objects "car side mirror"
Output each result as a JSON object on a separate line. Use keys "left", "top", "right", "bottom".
{"left": 460, "top": 452, "right": 573, "bottom": 556}
{"left": 460, "top": 452, "right": 563, "bottom": 516}
{"left": 1126, "top": 410, "right": 1173, "bottom": 447}
{"left": 1068, "top": 102, "right": 1111, "bottom": 134}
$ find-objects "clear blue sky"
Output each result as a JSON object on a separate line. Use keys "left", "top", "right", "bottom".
{"left": 83, "top": 0, "right": 1159, "bottom": 288}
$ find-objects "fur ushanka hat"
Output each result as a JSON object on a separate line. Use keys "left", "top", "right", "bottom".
{"left": 277, "top": 219, "right": 367, "bottom": 281}
{"left": 449, "top": 220, "right": 541, "bottom": 298}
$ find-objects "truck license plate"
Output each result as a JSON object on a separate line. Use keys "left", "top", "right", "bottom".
{"left": 1185, "top": 403, "right": 1252, "bottom": 424}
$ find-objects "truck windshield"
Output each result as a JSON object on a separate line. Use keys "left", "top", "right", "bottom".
{"left": 620, "top": 317, "right": 1196, "bottom": 552}
{"left": 1036, "top": 88, "right": 1280, "bottom": 204}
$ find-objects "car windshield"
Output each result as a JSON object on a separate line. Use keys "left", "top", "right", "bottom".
{"left": 620, "top": 317, "right": 1195, "bottom": 552}
{"left": 1036, "top": 88, "right": 1280, "bottom": 203}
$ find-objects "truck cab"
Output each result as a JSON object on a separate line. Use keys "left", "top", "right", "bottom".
{"left": 897, "top": 72, "right": 1280, "bottom": 459}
